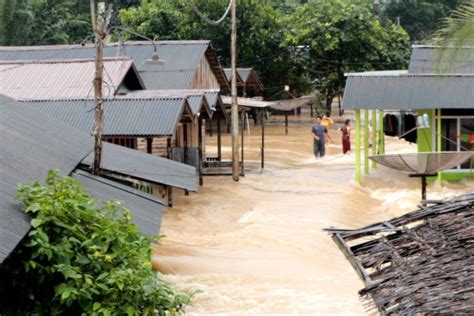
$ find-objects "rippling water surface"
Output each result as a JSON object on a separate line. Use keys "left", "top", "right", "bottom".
{"left": 153, "top": 115, "right": 473, "bottom": 315}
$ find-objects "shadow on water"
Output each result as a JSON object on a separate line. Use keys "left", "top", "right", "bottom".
{"left": 153, "top": 115, "right": 473, "bottom": 314}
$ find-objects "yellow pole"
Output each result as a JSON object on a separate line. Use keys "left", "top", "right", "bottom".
{"left": 371, "top": 110, "right": 377, "bottom": 168}
{"left": 364, "top": 110, "right": 369, "bottom": 175}
{"left": 355, "top": 110, "right": 361, "bottom": 184}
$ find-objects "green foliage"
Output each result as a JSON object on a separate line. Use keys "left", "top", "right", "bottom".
{"left": 284, "top": 0, "right": 410, "bottom": 109}
{"left": 119, "top": 0, "right": 312, "bottom": 97}
{"left": 434, "top": 0, "right": 474, "bottom": 71}
{"left": 0, "top": 170, "right": 189, "bottom": 315}
{"left": 382, "top": 0, "right": 468, "bottom": 42}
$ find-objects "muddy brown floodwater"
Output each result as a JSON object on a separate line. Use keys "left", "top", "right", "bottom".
{"left": 153, "top": 114, "right": 473, "bottom": 315}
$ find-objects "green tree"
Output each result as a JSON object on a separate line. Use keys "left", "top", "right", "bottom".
{"left": 0, "top": 170, "right": 189, "bottom": 315}
{"left": 382, "top": 0, "right": 468, "bottom": 42}
{"left": 284, "top": 0, "right": 410, "bottom": 111}
{"left": 434, "top": 0, "right": 474, "bottom": 70}
{"left": 119, "top": 0, "right": 312, "bottom": 97}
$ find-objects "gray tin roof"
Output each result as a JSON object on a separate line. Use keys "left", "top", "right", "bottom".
{"left": 342, "top": 73, "right": 474, "bottom": 110}
{"left": 72, "top": 171, "right": 163, "bottom": 236}
{"left": 82, "top": 142, "right": 197, "bottom": 192}
{"left": 408, "top": 45, "right": 474, "bottom": 74}
{"left": 0, "top": 41, "right": 230, "bottom": 93}
{"left": 18, "top": 97, "right": 190, "bottom": 136}
{"left": 1, "top": 94, "right": 185, "bottom": 262}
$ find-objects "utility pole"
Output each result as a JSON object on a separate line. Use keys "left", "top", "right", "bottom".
{"left": 91, "top": 0, "right": 106, "bottom": 175}
{"left": 231, "top": 0, "right": 239, "bottom": 181}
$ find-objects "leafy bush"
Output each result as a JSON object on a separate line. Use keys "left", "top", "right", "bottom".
{"left": 0, "top": 170, "right": 189, "bottom": 315}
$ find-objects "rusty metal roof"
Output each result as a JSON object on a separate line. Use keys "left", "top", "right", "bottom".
{"left": 0, "top": 41, "right": 230, "bottom": 94}
{"left": 0, "top": 58, "right": 143, "bottom": 100}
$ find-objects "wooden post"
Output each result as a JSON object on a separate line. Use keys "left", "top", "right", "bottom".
{"left": 217, "top": 119, "right": 222, "bottom": 161}
{"left": 209, "top": 119, "right": 213, "bottom": 137}
{"left": 167, "top": 137, "right": 173, "bottom": 207}
{"left": 261, "top": 108, "right": 265, "bottom": 169}
{"left": 378, "top": 110, "right": 384, "bottom": 155}
{"left": 285, "top": 114, "right": 288, "bottom": 135}
{"left": 355, "top": 110, "right": 361, "bottom": 184}
{"left": 198, "top": 119, "right": 204, "bottom": 186}
{"left": 310, "top": 103, "right": 314, "bottom": 118}
{"left": 364, "top": 110, "right": 369, "bottom": 175}
{"left": 371, "top": 110, "right": 377, "bottom": 168}
{"left": 240, "top": 111, "right": 245, "bottom": 176}
{"left": 92, "top": 1, "right": 106, "bottom": 175}
{"left": 231, "top": 0, "right": 239, "bottom": 181}
{"left": 183, "top": 124, "right": 189, "bottom": 196}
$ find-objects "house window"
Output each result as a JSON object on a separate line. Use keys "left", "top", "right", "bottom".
{"left": 441, "top": 117, "right": 474, "bottom": 170}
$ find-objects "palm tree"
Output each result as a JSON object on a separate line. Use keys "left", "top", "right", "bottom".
{"left": 434, "top": 0, "right": 474, "bottom": 71}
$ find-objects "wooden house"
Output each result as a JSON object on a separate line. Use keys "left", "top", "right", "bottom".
{"left": 0, "top": 94, "right": 196, "bottom": 263}
{"left": 223, "top": 67, "right": 264, "bottom": 97}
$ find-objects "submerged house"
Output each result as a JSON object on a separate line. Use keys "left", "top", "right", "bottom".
{"left": 343, "top": 45, "right": 474, "bottom": 182}
{"left": 325, "top": 192, "right": 474, "bottom": 314}
{"left": 0, "top": 94, "right": 196, "bottom": 263}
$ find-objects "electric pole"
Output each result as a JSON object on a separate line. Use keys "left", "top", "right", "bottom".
{"left": 231, "top": 0, "right": 239, "bottom": 181}
{"left": 91, "top": 1, "right": 106, "bottom": 175}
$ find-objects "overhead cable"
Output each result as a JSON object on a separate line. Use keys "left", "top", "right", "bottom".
{"left": 188, "top": 0, "right": 233, "bottom": 25}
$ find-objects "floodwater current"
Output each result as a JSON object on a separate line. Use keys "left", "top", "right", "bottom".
{"left": 153, "top": 114, "right": 473, "bottom": 315}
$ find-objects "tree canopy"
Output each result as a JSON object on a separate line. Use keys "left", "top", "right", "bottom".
{"left": 381, "top": 0, "right": 468, "bottom": 42}
{"left": 284, "top": 0, "right": 410, "bottom": 109}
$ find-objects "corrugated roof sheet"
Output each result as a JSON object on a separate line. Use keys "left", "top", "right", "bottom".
{"left": 82, "top": 142, "right": 197, "bottom": 192}
{"left": 0, "top": 94, "right": 92, "bottom": 263}
{"left": 408, "top": 45, "right": 474, "bottom": 74}
{"left": 18, "top": 97, "right": 189, "bottom": 136}
{"left": 237, "top": 68, "right": 252, "bottom": 82}
{"left": 223, "top": 68, "right": 244, "bottom": 85}
{"left": 72, "top": 171, "right": 163, "bottom": 236}
{"left": 124, "top": 89, "right": 214, "bottom": 117}
{"left": 342, "top": 74, "right": 474, "bottom": 110}
{"left": 0, "top": 58, "right": 138, "bottom": 100}
{"left": 0, "top": 41, "right": 229, "bottom": 92}
{"left": 1, "top": 94, "right": 183, "bottom": 262}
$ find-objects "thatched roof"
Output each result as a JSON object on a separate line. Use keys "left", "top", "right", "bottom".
{"left": 325, "top": 192, "right": 474, "bottom": 314}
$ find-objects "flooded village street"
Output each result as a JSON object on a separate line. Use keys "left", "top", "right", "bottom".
{"left": 154, "top": 113, "right": 473, "bottom": 315}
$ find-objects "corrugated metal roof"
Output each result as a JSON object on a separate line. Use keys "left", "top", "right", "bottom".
{"left": 237, "top": 68, "right": 252, "bottom": 82}
{"left": 408, "top": 45, "right": 474, "bottom": 74}
{"left": 223, "top": 68, "right": 244, "bottom": 85}
{"left": 82, "top": 142, "right": 197, "bottom": 192}
{"left": 1, "top": 93, "right": 197, "bottom": 259}
{"left": 72, "top": 171, "right": 163, "bottom": 236}
{"left": 0, "top": 58, "right": 139, "bottom": 100}
{"left": 342, "top": 74, "right": 474, "bottom": 110}
{"left": 123, "top": 89, "right": 212, "bottom": 116}
{"left": 0, "top": 41, "right": 230, "bottom": 92}
{"left": 0, "top": 94, "right": 92, "bottom": 263}
{"left": 18, "top": 97, "right": 189, "bottom": 136}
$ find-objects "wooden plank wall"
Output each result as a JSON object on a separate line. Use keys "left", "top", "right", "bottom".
{"left": 137, "top": 137, "right": 169, "bottom": 157}
{"left": 189, "top": 57, "right": 220, "bottom": 90}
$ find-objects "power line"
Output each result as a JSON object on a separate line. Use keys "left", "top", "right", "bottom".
{"left": 188, "top": 0, "right": 233, "bottom": 25}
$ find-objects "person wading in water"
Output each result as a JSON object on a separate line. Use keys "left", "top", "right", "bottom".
{"left": 311, "top": 116, "right": 327, "bottom": 158}
{"left": 337, "top": 119, "right": 351, "bottom": 154}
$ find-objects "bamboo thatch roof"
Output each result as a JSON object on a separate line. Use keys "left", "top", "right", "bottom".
{"left": 325, "top": 192, "right": 474, "bottom": 314}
